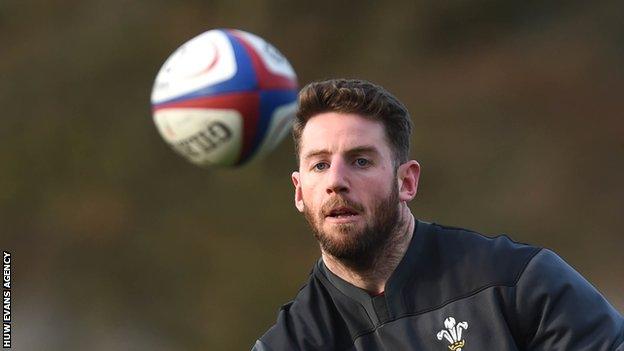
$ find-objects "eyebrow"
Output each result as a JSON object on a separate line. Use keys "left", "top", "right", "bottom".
{"left": 303, "top": 145, "right": 380, "bottom": 161}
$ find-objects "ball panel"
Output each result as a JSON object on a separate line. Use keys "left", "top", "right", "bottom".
{"left": 152, "top": 29, "right": 261, "bottom": 106}
{"left": 153, "top": 108, "right": 243, "bottom": 167}
{"left": 151, "top": 30, "right": 238, "bottom": 104}
{"left": 153, "top": 91, "right": 260, "bottom": 165}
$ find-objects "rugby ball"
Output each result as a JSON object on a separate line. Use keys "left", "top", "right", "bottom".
{"left": 151, "top": 29, "right": 298, "bottom": 167}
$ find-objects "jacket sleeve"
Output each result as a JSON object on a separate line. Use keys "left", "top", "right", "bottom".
{"left": 514, "top": 249, "right": 624, "bottom": 350}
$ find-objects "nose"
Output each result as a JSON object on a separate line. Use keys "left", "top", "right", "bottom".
{"left": 325, "top": 159, "right": 349, "bottom": 195}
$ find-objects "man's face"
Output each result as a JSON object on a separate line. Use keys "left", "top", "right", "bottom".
{"left": 292, "top": 112, "right": 403, "bottom": 262}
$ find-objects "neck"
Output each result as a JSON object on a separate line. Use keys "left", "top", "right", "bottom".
{"left": 322, "top": 205, "right": 415, "bottom": 295}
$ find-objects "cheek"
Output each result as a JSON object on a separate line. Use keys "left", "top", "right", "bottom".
{"left": 300, "top": 183, "right": 321, "bottom": 209}
{"left": 300, "top": 175, "right": 322, "bottom": 197}
{"left": 361, "top": 179, "right": 394, "bottom": 207}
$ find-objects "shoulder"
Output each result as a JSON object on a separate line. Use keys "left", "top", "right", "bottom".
{"left": 255, "top": 263, "right": 357, "bottom": 351}
{"left": 395, "top": 222, "right": 542, "bottom": 314}
{"left": 426, "top": 222, "right": 542, "bottom": 287}
{"left": 514, "top": 249, "right": 624, "bottom": 349}
{"left": 419, "top": 223, "right": 624, "bottom": 349}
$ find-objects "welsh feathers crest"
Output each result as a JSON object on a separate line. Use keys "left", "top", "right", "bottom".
{"left": 436, "top": 317, "right": 468, "bottom": 351}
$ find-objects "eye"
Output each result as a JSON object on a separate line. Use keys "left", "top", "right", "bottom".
{"left": 354, "top": 158, "right": 370, "bottom": 167}
{"left": 313, "top": 162, "right": 329, "bottom": 171}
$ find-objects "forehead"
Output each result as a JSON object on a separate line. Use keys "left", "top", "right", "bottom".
{"left": 299, "top": 112, "right": 390, "bottom": 156}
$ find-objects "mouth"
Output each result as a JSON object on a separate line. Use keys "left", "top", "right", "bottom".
{"left": 325, "top": 206, "right": 361, "bottom": 223}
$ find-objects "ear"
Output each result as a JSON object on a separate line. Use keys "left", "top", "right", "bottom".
{"left": 397, "top": 160, "right": 420, "bottom": 202}
{"left": 292, "top": 171, "right": 305, "bottom": 212}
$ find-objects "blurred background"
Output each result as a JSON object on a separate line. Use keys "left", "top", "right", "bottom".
{"left": 2, "top": 0, "right": 623, "bottom": 349}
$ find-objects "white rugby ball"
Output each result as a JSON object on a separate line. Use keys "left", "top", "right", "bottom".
{"left": 151, "top": 29, "right": 298, "bottom": 167}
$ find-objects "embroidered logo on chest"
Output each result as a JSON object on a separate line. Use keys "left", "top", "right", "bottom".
{"left": 436, "top": 317, "right": 468, "bottom": 350}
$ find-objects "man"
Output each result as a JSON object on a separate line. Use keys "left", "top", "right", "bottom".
{"left": 252, "top": 79, "right": 624, "bottom": 350}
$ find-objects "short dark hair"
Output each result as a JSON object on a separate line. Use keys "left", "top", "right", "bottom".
{"left": 293, "top": 79, "right": 412, "bottom": 166}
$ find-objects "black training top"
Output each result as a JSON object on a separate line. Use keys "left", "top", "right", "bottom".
{"left": 253, "top": 220, "right": 624, "bottom": 350}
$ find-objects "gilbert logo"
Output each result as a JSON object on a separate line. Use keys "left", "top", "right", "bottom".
{"left": 436, "top": 317, "right": 468, "bottom": 351}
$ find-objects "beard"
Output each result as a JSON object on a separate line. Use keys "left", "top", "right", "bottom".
{"left": 303, "top": 185, "right": 401, "bottom": 271}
